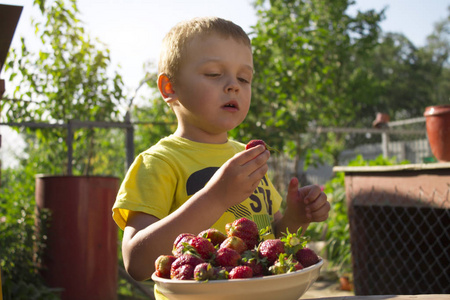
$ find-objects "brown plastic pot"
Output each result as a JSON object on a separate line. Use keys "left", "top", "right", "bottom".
{"left": 424, "top": 105, "right": 450, "bottom": 162}
{"left": 35, "top": 175, "right": 119, "bottom": 300}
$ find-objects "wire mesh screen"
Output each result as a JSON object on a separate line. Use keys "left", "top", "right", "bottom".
{"left": 348, "top": 189, "right": 450, "bottom": 295}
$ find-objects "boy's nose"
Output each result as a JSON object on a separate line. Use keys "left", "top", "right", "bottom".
{"left": 224, "top": 80, "right": 239, "bottom": 93}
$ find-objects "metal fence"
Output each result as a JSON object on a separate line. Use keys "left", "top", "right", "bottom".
{"left": 351, "top": 202, "right": 450, "bottom": 295}
{"left": 266, "top": 118, "right": 432, "bottom": 191}
{"left": 1, "top": 117, "right": 432, "bottom": 183}
{"left": 343, "top": 167, "right": 450, "bottom": 295}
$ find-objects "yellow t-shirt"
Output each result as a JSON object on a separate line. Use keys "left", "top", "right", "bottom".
{"left": 113, "top": 135, "right": 282, "bottom": 235}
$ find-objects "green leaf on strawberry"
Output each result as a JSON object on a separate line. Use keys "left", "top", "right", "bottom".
{"left": 280, "top": 227, "right": 309, "bottom": 256}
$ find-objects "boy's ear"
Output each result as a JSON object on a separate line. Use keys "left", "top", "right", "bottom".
{"left": 158, "top": 73, "right": 177, "bottom": 104}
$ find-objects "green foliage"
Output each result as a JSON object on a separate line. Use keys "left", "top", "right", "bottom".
{"left": 349, "top": 28, "right": 450, "bottom": 121}
{"left": 1, "top": 0, "right": 133, "bottom": 297}
{"left": 306, "top": 154, "right": 409, "bottom": 275}
{"left": 230, "top": 1, "right": 449, "bottom": 168}
{"left": 231, "top": 0, "right": 384, "bottom": 165}
{"left": 0, "top": 166, "right": 60, "bottom": 300}
{"left": 3, "top": 0, "right": 127, "bottom": 176}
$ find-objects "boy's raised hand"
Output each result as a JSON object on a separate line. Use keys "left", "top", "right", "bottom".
{"left": 204, "top": 144, "right": 270, "bottom": 210}
{"left": 284, "top": 177, "right": 330, "bottom": 225}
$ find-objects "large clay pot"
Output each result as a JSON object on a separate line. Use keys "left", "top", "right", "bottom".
{"left": 424, "top": 105, "right": 450, "bottom": 162}
{"left": 35, "top": 175, "right": 119, "bottom": 300}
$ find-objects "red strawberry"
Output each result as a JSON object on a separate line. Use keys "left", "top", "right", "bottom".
{"left": 173, "top": 233, "right": 196, "bottom": 248}
{"left": 171, "top": 264, "right": 195, "bottom": 280}
{"left": 228, "top": 265, "right": 253, "bottom": 279}
{"left": 198, "top": 228, "right": 227, "bottom": 246}
{"left": 245, "top": 139, "right": 267, "bottom": 150}
{"left": 193, "top": 262, "right": 216, "bottom": 281}
{"left": 215, "top": 247, "right": 241, "bottom": 267}
{"left": 258, "top": 239, "right": 285, "bottom": 265}
{"left": 269, "top": 253, "right": 303, "bottom": 275}
{"left": 172, "top": 233, "right": 196, "bottom": 256}
{"left": 226, "top": 218, "right": 259, "bottom": 250}
{"left": 154, "top": 255, "right": 176, "bottom": 279}
{"left": 170, "top": 253, "right": 204, "bottom": 280}
{"left": 245, "top": 139, "right": 278, "bottom": 152}
{"left": 187, "top": 236, "right": 216, "bottom": 260}
{"left": 220, "top": 236, "right": 247, "bottom": 254}
{"left": 295, "top": 247, "right": 320, "bottom": 268}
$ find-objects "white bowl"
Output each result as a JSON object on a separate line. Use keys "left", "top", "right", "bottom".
{"left": 151, "top": 259, "right": 323, "bottom": 300}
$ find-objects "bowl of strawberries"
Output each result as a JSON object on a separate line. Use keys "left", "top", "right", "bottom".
{"left": 151, "top": 218, "right": 323, "bottom": 300}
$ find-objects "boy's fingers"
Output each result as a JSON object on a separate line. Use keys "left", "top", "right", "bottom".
{"left": 310, "top": 203, "right": 330, "bottom": 221}
{"left": 288, "top": 177, "right": 299, "bottom": 193}
{"left": 237, "top": 147, "right": 270, "bottom": 171}
{"left": 238, "top": 144, "right": 267, "bottom": 162}
{"left": 308, "top": 193, "right": 329, "bottom": 212}
{"left": 303, "top": 185, "right": 323, "bottom": 204}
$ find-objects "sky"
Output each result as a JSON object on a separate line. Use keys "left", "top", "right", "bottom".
{"left": 0, "top": 0, "right": 449, "bottom": 168}
{"left": 1, "top": 0, "right": 449, "bottom": 92}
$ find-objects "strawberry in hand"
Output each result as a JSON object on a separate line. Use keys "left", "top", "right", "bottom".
{"left": 245, "top": 139, "right": 278, "bottom": 153}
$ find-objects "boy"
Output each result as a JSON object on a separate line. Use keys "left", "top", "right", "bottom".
{"left": 112, "top": 17, "right": 330, "bottom": 283}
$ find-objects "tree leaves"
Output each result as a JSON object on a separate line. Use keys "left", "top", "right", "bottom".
{"left": 4, "top": 0, "right": 127, "bottom": 175}
{"left": 232, "top": 0, "right": 383, "bottom": 165}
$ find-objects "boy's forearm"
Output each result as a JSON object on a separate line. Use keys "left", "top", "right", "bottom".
{"left": 123, "top": 189, "right": 229, "bottom": 281}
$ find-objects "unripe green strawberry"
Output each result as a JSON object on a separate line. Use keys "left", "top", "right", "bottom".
{"left": 198, "top": 228, "right": 227, "bottom": 246}
{"left": 269, "top": 253, "right": 303, "bottom": 275}
{"left": 215, "top": 267, "right": 229, "bottom": 280}
{"left": 220, "top": 236, "right": 247, "bottom": 254}
{"left": 154, "top": 255, "right": 176, "bottom": 279}
{"left": 193, "top": 262, "right": 216, "bottom": 281}
{"left": 226, "top": 218, "right": 259, "bottom": 250}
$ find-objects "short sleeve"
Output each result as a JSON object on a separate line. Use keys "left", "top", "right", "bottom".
{"left": 112, "top": 153, "right": 178, "bottom": 230}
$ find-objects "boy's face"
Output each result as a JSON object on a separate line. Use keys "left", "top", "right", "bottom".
{"left": 170, "top": 34, "right": 253, "bottom": 142}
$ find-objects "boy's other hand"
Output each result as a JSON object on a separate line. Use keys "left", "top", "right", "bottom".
{"left": 285, "top": 177, "right": 330, "bottom": 224}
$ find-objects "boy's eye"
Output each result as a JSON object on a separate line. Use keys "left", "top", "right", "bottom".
{"left": 238, "top": 77, "right": 250, "bottom": 84}
{"left": 205, "top": 73, "right": 220, "bottom": 77}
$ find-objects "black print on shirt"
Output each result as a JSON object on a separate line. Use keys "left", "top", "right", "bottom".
{"left": 248, "top": 177, "right": 272, "bottom": 215}
{"left": 186, "top": 167, "right": 219, "bottom": 196}
{"left": 186, "top": 167, "right": 273, "bottom": 218}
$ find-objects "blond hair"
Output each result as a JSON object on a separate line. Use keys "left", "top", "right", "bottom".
{"left": 158, "top": 17, "right": 251, "bottom": 83}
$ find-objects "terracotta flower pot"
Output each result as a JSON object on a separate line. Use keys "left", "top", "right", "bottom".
{"left": 372, "top": 112, "right": 390, "bottom": 128}
{"left": 35, "top": 175, "right": 119, "bottom": 300}
{"left": 424, "top": 105, "right": 450, "bottom": 162}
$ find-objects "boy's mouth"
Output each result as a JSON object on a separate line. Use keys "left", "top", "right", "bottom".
{"left": 223, "top": 101, "right": 239, "bottom": 110}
